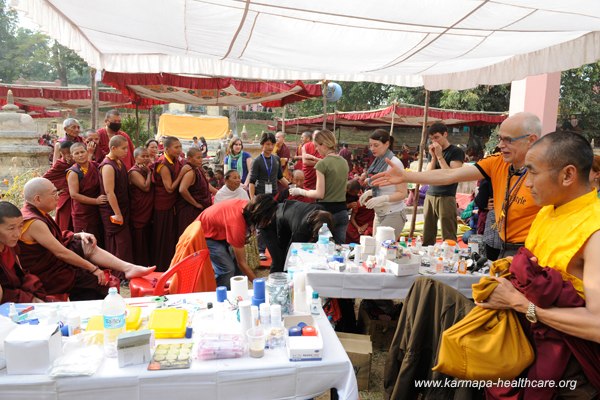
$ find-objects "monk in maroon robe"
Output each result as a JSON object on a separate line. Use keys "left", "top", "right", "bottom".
{"left": 66, "top": 142, "right": 106, "bottom": 244}
{"left": 95, "top": 110, "right": 135, "bottom": 170}
{"left": 0, "top": 202, "right": 46, "bottom": 304}
{"left": 152, "top": 136, "right": 191, "bottom": 271}
{"left": 128, "top": 147, "right": 154, "bottom": 266}
{"left": 18, "top": 178, "right": 155, "bottom": 301}
{"left": 52, "top": 118, "right": 84, "bottom": 165}
{"left": 177, "top": 147, "right": 217, "bottom": 237}
{"left": 99, "top": 135, "right": 133, "bottom": 263}
{"left": 43, "top": 140, "right": 74, "bottom": 232}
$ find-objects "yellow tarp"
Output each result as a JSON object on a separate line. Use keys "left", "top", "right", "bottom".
{"left": 157, "top": 114, "right": 229, "bottom": 140}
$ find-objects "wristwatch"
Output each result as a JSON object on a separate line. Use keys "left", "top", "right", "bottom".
{"left": 525, "top": 302, "right": 538, "bottom": 323}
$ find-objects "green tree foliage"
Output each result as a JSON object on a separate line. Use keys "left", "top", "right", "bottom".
{"left": 0, "top": 2, "right": 89, "bottom": 85}
{"left": 439, "top": 85, "right": 510, "bottom": 111}
{"left": 0, "top": 0, "right": 19, "bottom": 83}
{"left": 559, "top": 63, "right": 600, "bottom": 140}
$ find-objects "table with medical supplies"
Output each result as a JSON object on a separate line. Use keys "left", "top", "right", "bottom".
{"left": 0, "top": 291, "right": 358, "bottom": 400}
{"left": 287, "top": 243, "right": 482, "bottom": 299}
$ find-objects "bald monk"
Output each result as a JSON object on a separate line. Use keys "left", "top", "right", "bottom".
{"left": 95, "top": 109, "right": 136, "bottom": 170}
{"left": 128, "top": 147, "right": 154, "bottom": 266}
{"left": 43, "top": 140, "right": 74, "bottom": 232}
{"left": 152, "top": 136, "right": 191, "bottom": 271}
{"left": 0, "top": 202, "right": 46, "bottom": 304}
{"left": 99, "top": 135, "right": 133, "bottom": 263}
{"left": 18, "top": 178, "right": 155, "bottom": 300}
{"left": 177, "top": 147, "right": 217, "bottom": 237}
{"left": 67, "top": 142, "right": 106, "bottom": 243}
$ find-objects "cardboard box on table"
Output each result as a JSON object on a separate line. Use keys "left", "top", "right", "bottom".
{"left": 4, "top": 324, "right": 62, "bottom": 374}
{"left": 284, "top": 315, "right": 323, "bottom": 361}
{"left": 336, "top": 332, "right": 372, "bottom": 391}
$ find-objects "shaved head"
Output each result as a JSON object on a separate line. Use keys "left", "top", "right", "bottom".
{"left": 109, "top": 135, "right": 128, "bottom": 148}
{"left": 23, "top": 178, "right": 54, "bottom": 203}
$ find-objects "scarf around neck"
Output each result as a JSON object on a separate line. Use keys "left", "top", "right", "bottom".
{"left": 367, "top": 149, "right": 395, "bottom": 196}
{"left": 227, "top": 151, "right": 244, "bottom": 176}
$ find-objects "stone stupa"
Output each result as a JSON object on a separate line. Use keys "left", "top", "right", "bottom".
{"left": 0, "top": 90, "right": 50, "bottom": 190}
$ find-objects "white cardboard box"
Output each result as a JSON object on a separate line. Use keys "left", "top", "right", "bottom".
{"left": 4, "top": 324, "right": 62, "bottom": 374}
{"left": 117, "top": 329, "right": 153, "bottom": 368}
{"left": 284, "top": 315, "right": 323, "bottom": 361}
{"left": 386, "top": 258, "right": 420, "bottom": 276}
{"left": 360, "top": 236, "right": 376, "bottom": 248}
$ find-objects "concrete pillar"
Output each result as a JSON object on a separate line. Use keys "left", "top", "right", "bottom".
{"left": 509, "top": 72, "right": 561, "bottom": 135}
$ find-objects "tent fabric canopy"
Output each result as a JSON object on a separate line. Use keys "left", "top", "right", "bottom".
{"left": 101, "top": 72, "right": 322, "bottom": 107}
{"left": 13, "top": 1, "right": 600, "bottom": 90}
{"left": 277, "top": 104, "right": 507, "bottom": 131}
{"left": 0, "top": 84, "right": 138, "bottom": 110}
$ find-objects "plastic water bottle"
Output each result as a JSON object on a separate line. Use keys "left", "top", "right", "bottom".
{"left": 317, "top": 223, "right": 334, "bottom": 256}
{"left": 288, "top": 248, "right": 300, "bottom": 273}
{"left": 399, "top": 236, "right": 407, "bottom": 248}
{"left": 415, "top": 236, "right": 422, "bottom": 252}
{"left": 102, "top": 287, "right": 126, "bottom": 358}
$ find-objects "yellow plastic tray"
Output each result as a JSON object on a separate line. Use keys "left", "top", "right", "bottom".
{"left": 86, "top": 306, "right": 142, "bottom": 331}
{"left": 148, "top": 308, "right": 188, "bottom": 339}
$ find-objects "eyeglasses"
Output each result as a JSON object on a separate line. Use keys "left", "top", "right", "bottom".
{"left": 498, "top": 134, "right": 530, "bottom": 145}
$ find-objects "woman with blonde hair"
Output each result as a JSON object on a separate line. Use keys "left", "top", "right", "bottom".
{"left": 289, "top": 129, "right": 349, "bottom": 244}
{"left": 224, "top": 137, "right": 252, "bottom": 189}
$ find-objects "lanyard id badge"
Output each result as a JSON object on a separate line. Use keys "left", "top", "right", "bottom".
{"left": 264, "top": 182, "right": 273, "bottom": 194}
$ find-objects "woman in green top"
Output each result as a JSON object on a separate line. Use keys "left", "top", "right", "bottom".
{"left": 289, "top": 129, "right": 349, "bottom": 243}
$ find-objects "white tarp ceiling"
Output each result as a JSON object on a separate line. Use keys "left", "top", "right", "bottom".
{"left": 12, "top": 0, "right": 600, "bottom": 90}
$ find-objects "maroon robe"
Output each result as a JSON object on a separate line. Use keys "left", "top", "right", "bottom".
{"left": 67, "top": 161, "right": 103, "bottom": 243}
{"left": 0, "top": 245, "right": 47, "bottom": 303}
{"left": 177, "top": 167, "right": 212, "bottom": 237}
{"left": 128, "top": 165, "right": 154, "bottom": 266}
{"left": 43, "top": 159, "right": 73, "bottom": 232}
{"left": 95, "top": 128, "right": 136, "bottom": 171}
{"left": 152, "top": 154, "right": 182, "bottom": 271}
{"left": 99, "top": 157, "right": 133, "bottom": 263}
{"left": 18, "top": 203, "right": 107, "bottom": 300}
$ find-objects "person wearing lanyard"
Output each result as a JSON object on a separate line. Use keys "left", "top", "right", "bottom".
{"left": 249, "top": 132, "right": 289, "bottom": 199}
{"left": 249, "top": 132, "right": 289, "bottom": 260}
{"left": 371, "top": 112, "right": 542, "bottom": 258}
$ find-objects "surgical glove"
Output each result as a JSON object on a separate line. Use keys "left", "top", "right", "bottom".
{"left": 365, "top": 195, "right": 390, "bottom": 209}
{"left": 358, "top": 190, "right": 373, "bottom": 206}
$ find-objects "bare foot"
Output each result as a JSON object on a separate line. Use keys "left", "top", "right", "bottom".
{"left": 125, "top": 265, "right": 157, "bottom": 279}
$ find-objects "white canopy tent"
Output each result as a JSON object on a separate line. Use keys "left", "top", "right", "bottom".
{"left": 12, "top": 0, "right": 600, "bottom": 90}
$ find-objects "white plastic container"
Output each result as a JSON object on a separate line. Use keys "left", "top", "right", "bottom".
{"left": 102, "top": 287, "right": 126, "bottom": 358}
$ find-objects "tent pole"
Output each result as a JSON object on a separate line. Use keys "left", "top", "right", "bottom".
{"left": 90, "top": 68, "right": 98, "bottom": 130}
{"left": 281, "top": 105, "right": 286, "bottom": 133}
{"left": 135, "top": 104, "right": 140, "bottom": 145}
{"left": 322, "top": 81, "right": 328, "bottom": 129}
{"left": 333, "top": 106, "right": 338, "bottom": 141}
{"left": 389, "top": 101, "right": 396, "bottom": 135}
{"left": 409, "top": 90, "right": 430, "bottom": 239}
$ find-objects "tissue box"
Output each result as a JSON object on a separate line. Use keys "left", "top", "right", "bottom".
{"left": 4, "top": 324, "right": 62, "bottom": 374}
{"left": 386, "top": 258, "right": 420, "bottom": 276}
{"left": 117, "top": 329, "right": 153, "bottom": 368}
{"left": 284, "top": 315, "right": 323, "bottom": 361}
{"left": 360, "top": 236, "right": 375, "bottom": 248}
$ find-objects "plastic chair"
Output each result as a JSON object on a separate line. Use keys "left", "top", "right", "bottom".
{"left": 129, "top": 249, "right": 210, "bottom": 297}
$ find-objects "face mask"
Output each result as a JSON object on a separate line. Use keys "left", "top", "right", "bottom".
{"left": 108, "top": 122, "right": 121, "bottom": 132}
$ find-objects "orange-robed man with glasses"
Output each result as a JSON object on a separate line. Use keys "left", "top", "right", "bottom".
{"left": 371, "top": 112, "right": 542, "bottom": 258}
